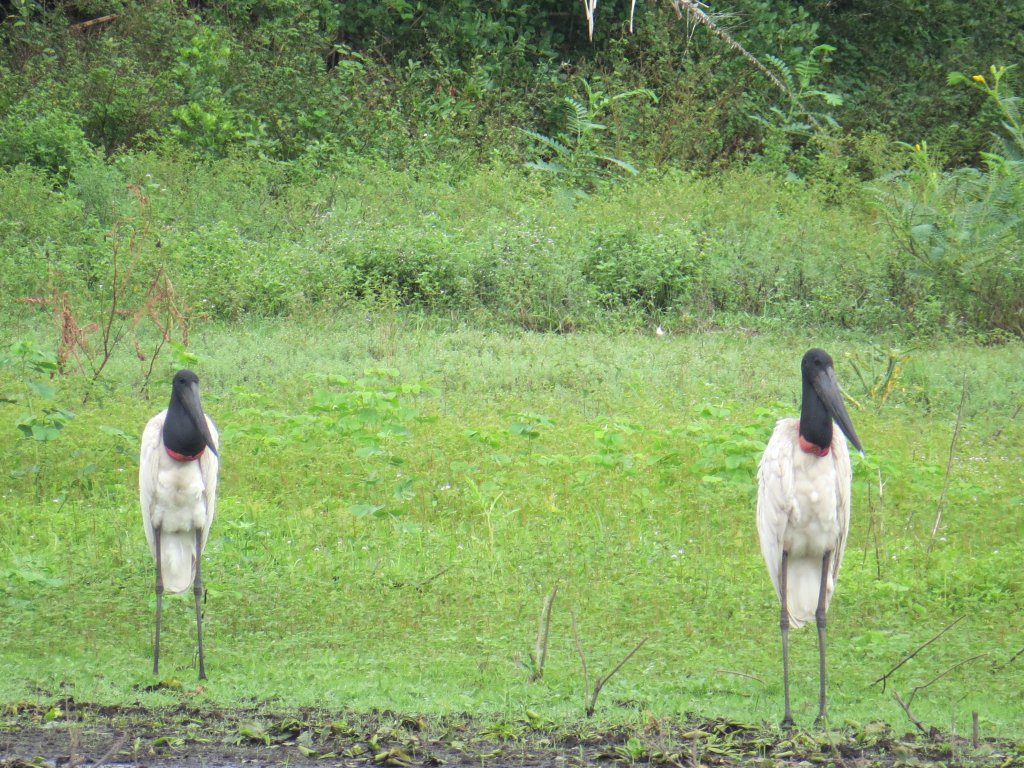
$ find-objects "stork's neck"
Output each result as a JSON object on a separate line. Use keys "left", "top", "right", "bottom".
{"left": 163, "top": 397, "right": 207, "bottom": 459}
{"left": 799, "top": 378, "right": 833, "bottom": 455}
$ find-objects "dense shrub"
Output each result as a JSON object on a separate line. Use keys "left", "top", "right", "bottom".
{"left": 1, "top": 154, "right": 946, "bottom": 335}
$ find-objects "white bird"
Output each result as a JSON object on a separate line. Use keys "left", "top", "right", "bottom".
{"left": 757, "top": 348, "right": 863, "bottom": 726}
{"left": 140, "top": 369, "right": 219, "bottom": 679}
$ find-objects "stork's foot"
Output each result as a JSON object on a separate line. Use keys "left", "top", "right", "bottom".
{"left": 814, "top": 714, "right": 829, "bottom": 729}
{"left": 780, "top": 716, "right": 795, "bottom": 730}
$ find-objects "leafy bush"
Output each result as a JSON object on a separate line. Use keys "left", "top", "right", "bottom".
{"left": 583, "top": 226, "right": 698, "bottom": 312}
{"left": 0, "top": 100, "right": 97, "bottom": 179}
{"left": 872, "top": 66, "right": 1024, "bottom": 335}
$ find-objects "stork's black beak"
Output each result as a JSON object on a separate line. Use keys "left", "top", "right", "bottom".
{"left": 813, "top": 365, "right": 864, "bottom": 456}
{"left": 181, "top": 381, "right": 219, "bottom": 457}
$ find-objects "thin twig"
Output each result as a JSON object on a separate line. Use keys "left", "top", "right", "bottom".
{"left": 872, "top": 616, "right": 965, "bottom": 691}
{"left": 712, "top": 669, "right": 765, "bottom": 685}
{"left": 928, "top": 374, "right": 968, "bottom": 549}
{"left": 862, "top": 469, "right": 885, "bottom": 579}
{"left": 893, "top": 690, "right": 927, "bottom": 735}
{"left": 587, "top": 637, "right": 649, "bottom": 717}
{"left": 570, "top": 609, "right": 590, "bottom": 714}
{"left": 894, "top": 653, "right": 988, "bottom": 734}
{"left": 910, "top": 654, "right": 988, "bottom": 704}
{"left": 91, "top": 732, "right": 127, "bottom": 768}
{"left": 989, "top": 400, "right": 1022, "bottom": 440}
{"left": 873, "top": 468, "right": 885, "bottom": 578}
{"left": 1004, "top": 646, "right": 1024, "bottom": 666}
{"left": 529, "top": 582, "right": 559, "bottom": 682}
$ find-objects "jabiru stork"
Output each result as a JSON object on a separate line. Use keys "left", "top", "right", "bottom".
{"left": 756, "top": 348, "right": 863, "bottom": 726}
{"left": 139, "top": 369, "right": 219, "bottom": 679}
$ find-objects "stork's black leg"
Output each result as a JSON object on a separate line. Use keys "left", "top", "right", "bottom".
{"left": 194, "top": 528, "right": 207, "bottom": 680}
{"left": 814, "top": 549, "right": 832, "bottom": 726}
{"left": 779, "top": 550, "right": 794, "bottom": 728}
{"left": 154, "top": 526, "right": 164, "bottom": 676}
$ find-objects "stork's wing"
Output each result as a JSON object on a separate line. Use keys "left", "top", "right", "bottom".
{"left": 139, "top": 409, "right": 167, "bottom": 557}
{"left": 830, "top": 430, "right": 853, "bottom": 581}
{"left": 756, "top": 418, "right": 798, "bottom": 599}
{"left": 198, "top": 415, "right": 220, "bottom": 554}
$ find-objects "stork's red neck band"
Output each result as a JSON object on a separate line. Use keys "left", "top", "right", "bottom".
{"left": 166, "top": 446, "right": 205, "bottom": 462}
{"left": 796, "top": 422, "right": 830, "bottom": 457}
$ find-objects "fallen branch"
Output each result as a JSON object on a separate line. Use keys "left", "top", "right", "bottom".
{"left": 872, "top": 616, "right": 965, "bottom": 692}
{"left": 69, "top": 13, "right": 118, "bottom": 32}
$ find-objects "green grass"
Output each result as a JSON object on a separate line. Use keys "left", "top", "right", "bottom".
{"left": 1, "top": 313, "right": 1023, "bottom": 737}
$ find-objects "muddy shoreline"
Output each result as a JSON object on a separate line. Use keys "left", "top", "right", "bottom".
{"left": 2, "top": 701, "right": 1021, "bottom": 767}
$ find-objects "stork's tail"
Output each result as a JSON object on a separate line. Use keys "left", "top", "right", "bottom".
{"left": 160, "top": 531, "right": 197, "bottom": 594}
{"left": 785, "top": 557, "right": 832, "bottom": 628}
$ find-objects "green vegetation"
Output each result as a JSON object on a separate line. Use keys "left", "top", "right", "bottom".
{"left": 1, "top": 319, "right": 1022, "bottom": 737}
{"left": 2, "top": 0, "right": 1024, "bottom": 749}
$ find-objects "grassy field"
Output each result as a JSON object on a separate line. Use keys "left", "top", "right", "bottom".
{"left": 1, "top": 313, "right": 1023, "bottom": 740}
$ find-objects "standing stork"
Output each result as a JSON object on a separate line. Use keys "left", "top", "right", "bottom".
{"left": 757, "top": 348, "right": 863, "bottom": 726}
{"left": 140, "top": 369, "right": 219, "bottom": 679}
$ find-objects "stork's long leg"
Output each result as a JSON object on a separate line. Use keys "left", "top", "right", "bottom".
{"left": 154, "top": 526, "right": 164, "bottom": 676}
{"left": 779, "top": 550, "right": 793, "bottom": 727}
{"left": 815, "top": 549, "right": 832, "bottom": 725}
{"left": 194, "top": 528, "right": 207, "bottom": 680}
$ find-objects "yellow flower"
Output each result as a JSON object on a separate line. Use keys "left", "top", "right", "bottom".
{"left": 971, "top": 74, "right": 986, "bottom": 83}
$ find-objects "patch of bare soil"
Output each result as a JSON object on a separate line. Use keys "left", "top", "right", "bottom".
{"left": 2, "top": 701, "right": 1022, "bottom": 767}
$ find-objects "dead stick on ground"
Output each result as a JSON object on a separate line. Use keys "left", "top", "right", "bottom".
{"left": 928, "top": 374, "right": 968, "bottom": 549}
{"left": 893, "top": 654, "right": 988, "bottom": 734}
{"left": 893, "top": 691, "right": 927, "bottom": 735}
{"left": 872, "top": 616, "right": 965, "bottom": 692}
{"left": 529, "top": 582, "right": 559, "bottom": 682}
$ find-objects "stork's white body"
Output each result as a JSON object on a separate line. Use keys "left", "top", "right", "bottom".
{"left": 757, "top": 417, "right": 852, "bottom": 628}
{"left": 140, "top": 409, "right": 219, "bottom": 594}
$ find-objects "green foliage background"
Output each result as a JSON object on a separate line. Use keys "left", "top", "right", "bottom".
{"left": 2, "top": 0, "right": 1023, "bottom": 337}
{"left": 1, "top": 0, "right": 1024, "bottom": 740}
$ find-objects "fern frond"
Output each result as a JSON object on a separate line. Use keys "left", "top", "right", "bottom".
{"left": 763, "top": 54, "right": 795, "bottom": 91}
{"left": 564, "top": 97, "right": 592, "bottom": 139}
{"left": 518, "top": 128, "right": 571, "bottom": 158}
{"left": 594, "top": 154, "right": 639, "bottom": 175}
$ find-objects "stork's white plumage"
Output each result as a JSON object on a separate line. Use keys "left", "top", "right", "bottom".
{"left": 757, "top": 418, "right": 851, "bottom": 627}
{"left": 140, "top": 369, "right": 219, "bottom": 679}
{"left": 756, "top": 348, "right": 863, "bottom": 727}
